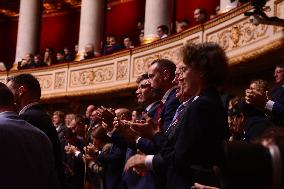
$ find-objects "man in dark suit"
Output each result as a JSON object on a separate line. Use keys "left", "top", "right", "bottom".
{"left": 0, "top": 82, "right": 59, "bottom": 189}
{"left": 53, "top": 110, "right": 67, "bottom": 144}
{"left": 147, "top": 59, "right": 181, "bottom": 131}
{"left": 121, "top": 73, "right": 160, "bottom": 189}
{"left": 245, "top": 63, "right": 284, "bottom": 127}
{"left": 125, "top": 43, "right": 229, "bottom": 189}
{"left": 6, "top": 73, "right": 65, "bottom": 188}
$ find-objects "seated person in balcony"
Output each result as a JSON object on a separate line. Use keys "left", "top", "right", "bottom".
{"left": 74, "top": 44, "right": 79, "bottom": 54}
{"left": 18, "top": 53, "right": 36, "bottom": 69}
{"left": 83, "top": 44, "right": 95, "bottom": 60}
{"left": 135, "top": 20, "right": 144, "bottom": 45}
{"left": 34, "top": 54, "right": 48, "bottom": 67}
{"left": 56, "top": 51, "right": 66, "bottom": 64}
{"left": 139, "top": 31, "right": 144, "bottom": 45}
{"left": 103, "top": 35, "right": 123, "bottom": 55}
{"left": 175, "top": 19, "right": 189, "bottom": 33}
{"left": 210, "top": 6, "right": 220, "bottom": 19}
{"left": 123, "top": 37, "right": 134, "bottom": 49}
{"left": 44, "top": 47, "right": 55, "bottom": 66}
{"left": 194, "top": 7, "right": 208, "bottom": 24}
{"left": 157, "top": 25, "right": 169, "bottom": 39}
{"left": 63, "top": 47, "right": 74, "bottom": 62}
{"left": 137, "top": 20, "right": 144, "bottom": 35}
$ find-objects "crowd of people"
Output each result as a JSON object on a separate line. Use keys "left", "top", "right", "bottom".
{"left": 2, "top": 41, "right": 284, "bottom": 189}
{"left": 16, "top": 4, "right": 233, "bottom": 71}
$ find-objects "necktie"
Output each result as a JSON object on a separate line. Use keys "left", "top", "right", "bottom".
{"left": 165, "top": 104, "right": 185, "bottom": 134}
{"left": 153, "top": 101, "right": 164, "bottom": 123}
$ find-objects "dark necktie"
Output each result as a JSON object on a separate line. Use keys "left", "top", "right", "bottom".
{"left": 165, "top": 103, "right": 185, "bottom": 134}
{"left": 153, "top": 101, "right": 164, "bottom": 123}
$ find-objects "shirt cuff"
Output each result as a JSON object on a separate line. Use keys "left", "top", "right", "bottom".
{"left": 107, "top": 132, "right": 113, "bottom": 138}
{"left": 265, "top": 100, "right": 274, "bottom": 112}
{"left": 75, "top": 151, "right": 81, "bottom": 157}
{"left": 145, "top": 155, "right": 154, "bottom": 170}
{"left": 136, "top": 137, "right": 142, "bottom": 145}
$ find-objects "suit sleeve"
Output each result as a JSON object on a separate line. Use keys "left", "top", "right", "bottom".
{"left": 272, "top": 101, "right": 284, "bottom": 115}
{"left": 96, "top": 144, "right": 126, "bottom": 165}
{"left": 137, "top": 132, "right": 167, "bottom": 154}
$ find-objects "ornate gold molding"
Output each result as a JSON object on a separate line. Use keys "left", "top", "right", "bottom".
{"left": 142, "top": 37, "right": 160, "bottom": 45}
{"left": 132, "top": 44, "right": 183, "bottom": 78}
{"left": 206, "top": 17, "right": 269, "bottom": 52}
{"left": 41, "top": 82, "right": 137, "bottom": 101}
{"left": 116, "top": 60, "right": 129, "bottom": 81}
{"left": 274, "top": 0, "right": 284, "bottom": 33}
{"left": 54, "top": 72, "right": 66, "bottom": 89}
{"left": 70, "top": 65, "right": 114, "bottom": 87}
{"left": 229, "top": 38, "right": 284, "bottom": 65}
{"left": 70, "top": 50, "right": 131, "bottom": 67}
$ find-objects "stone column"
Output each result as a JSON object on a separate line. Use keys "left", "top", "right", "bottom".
{"left": 143, "top": 0, "right": 173, "bottom": 44}
{"left": 14, "top": 0, "right": 41, "bottom": 67}
{"left": 220, "top": 0, "right": 238, "bottom": 13}
{"left": 76, "top": 0, "right": 104, "bottom": 60}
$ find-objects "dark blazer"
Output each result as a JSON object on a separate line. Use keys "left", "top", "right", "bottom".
{"left": 0, "top": 111, "right": 59, "bottom": 189}
{"left": 270, "top": 85, "right": 284, "bottom": 126}
{"left": 160, "top": 88, "right": 181, "bottom": 131}
{"left": 153, "top": 87, "right": 229, "bottom": 189}
{"left": 64, "top": 139, "right": 85, "bottom": 189}
{"left": 241, "top": 102, "right": 273, "bottom": 141}
{"left": 97, "top": 144, "right": 126, "bottom": 189}
{"left": 57, "top": 123, "right": 67, "bottom": 143}
{"left": 19, "top": 103, "right": 64, "bottom": 187}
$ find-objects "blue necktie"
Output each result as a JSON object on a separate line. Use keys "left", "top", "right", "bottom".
{"left": 165, "top": 104, "right": 185, "bottom": 134}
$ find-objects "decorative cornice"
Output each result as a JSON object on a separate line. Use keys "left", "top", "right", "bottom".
{"left": 70, "top": 50, "right": 131, "bottom": 67}
{"left": 41, "top": 82, "right": 137, "bottom": 100}
{"left": 8, "top": 63, "right": 69, "bottom": 74}
{"left": 229, "top": 38, "right": 284, "bottom": 65}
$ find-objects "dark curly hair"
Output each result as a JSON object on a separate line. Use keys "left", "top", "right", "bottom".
{"left": 181, "top": 42, "right": 228, "bottom": 86}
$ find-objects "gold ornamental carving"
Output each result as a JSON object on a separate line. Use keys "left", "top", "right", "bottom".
{"left": 274, "top": 0, "right": 284, "bottom": 33}
{"left": 70, "top": 66, "right": 114, "bottom": 87}
{"left": 186, "top": 37, "right": 202, "bottom": 45}
{"left": 117, "top": 60, "right": 128, "bottom": 81}
{"left": 207, "top": 19, "right": 269, "bottom": 52}
{"left": 133, "top": 55, "right": 159, "bottom": 77}
{"left": 36, "top": 75, "right": 53, "bottom": 91}
{"left": 230, "top": 26, "right": 241, "bottom": 48}
{"left": 54, "top": 72, "right": 66, "bottom": 89}
{"left": 133, "top": 46, "right": 182, "bottom": 77}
